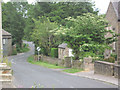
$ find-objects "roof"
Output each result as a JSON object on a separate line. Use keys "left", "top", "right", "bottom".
{"left": 111, "top": 1, "right": 120, "bottom": 21}
{"left": 2, "top": 29, "right": 11, "bottom": 36}
{"left": 58, "top": 43, "right": 67, "bottom": 49}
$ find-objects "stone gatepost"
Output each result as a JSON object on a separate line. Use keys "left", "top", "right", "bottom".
{"left": 64, "top": 57, "right": 71, "bottom": 68}
{"left": 83, "top": 57, "right": 94, "bottom": 71}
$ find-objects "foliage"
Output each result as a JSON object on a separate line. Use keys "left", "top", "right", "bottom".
{"left": 50, "top": 48, "right": 58, "bottom": 58}
{"left": 12, "top": 48, "right": 17, "bottom": 55}
{"left": 27, "top": 55, "right": 64, "bottom": 69}
{"left": 0, "top": 57, "right": 11, "bottom": 67}
{"left": 52, "top": 13, "right": 118, "bottom": 60}
{"left": 31, "top": 17, "right": 62, "bottom": 56}
{"left": 111, "top": 53, "right": 117, "bottom": 60}
{"left": 24, "top": 2, "right": 98, "bottom": 41}
{"left": 104, "top": 57, "right": 115, "bottom": 63}
{"left": 16, "top": 43, "right": 30, "bottom": 53}
{"left": 2, "top": 2, "right": 25, "bottom": 47}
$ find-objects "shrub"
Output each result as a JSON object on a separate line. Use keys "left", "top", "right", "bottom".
{"left": 111, "top": 54, "right": 117, "bottom": 60}
{"left": 104, "top": 56, "right": 115, "bottom": 63}
{"left": 12, "top": 48, "right": 17, "bottom": 55}
{"left": 50, "top": 48, "right": 58, "bottom": 58}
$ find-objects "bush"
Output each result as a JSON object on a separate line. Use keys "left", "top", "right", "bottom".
{"left": 50, "top": 48, "right": 58, "bottom": 58}
{"left": 12, "top": 49, "right": 17, "bottom": 55}
{"left": 111, "top": 54, "right": 117, "bottom": 60}
{"left": 104, "top": 56, "right": 115, "bottom": 63}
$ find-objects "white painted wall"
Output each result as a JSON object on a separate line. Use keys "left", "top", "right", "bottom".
{"left": 69, "top": 48, "right": 74, "bottom": 57}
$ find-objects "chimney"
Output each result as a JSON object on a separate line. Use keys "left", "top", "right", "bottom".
{"left": 118, "top": 1, "right": 120, "bottom": 21}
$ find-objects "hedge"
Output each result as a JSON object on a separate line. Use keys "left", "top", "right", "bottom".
{"left": 50, "top": 48, "right": 58, "bottom": 58}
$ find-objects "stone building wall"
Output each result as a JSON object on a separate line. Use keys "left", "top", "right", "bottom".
{"left": 3, "top": 37, "right": 12, "bottom": 56}
{"left": 58, "top": 47, "right": 69, "bottom": 60}
{"left": 117, "top": 22, "right": 120, "bottom": 64}
{"left": 105, "top": 2, "right": 119, "bottom": 58}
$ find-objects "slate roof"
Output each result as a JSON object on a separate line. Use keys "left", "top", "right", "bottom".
{"left": 2, "top": 29, "right": 11, "bottom": 36}
{"left": 58, "top": 43, "right": 67, "bottom": 49}
{"left": 111, "top": 0, "right": 120, "bottom": 21}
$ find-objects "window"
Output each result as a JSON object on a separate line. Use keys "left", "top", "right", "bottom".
{"left": 3, "top": 39, "right": 6, "bottom": 45}
{"left": 113, "top": 28, "right": 115, "bottom": 31}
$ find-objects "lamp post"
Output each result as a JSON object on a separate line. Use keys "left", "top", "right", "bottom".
{"left": 0, "top": 0, "right": 3, "bottom": 63}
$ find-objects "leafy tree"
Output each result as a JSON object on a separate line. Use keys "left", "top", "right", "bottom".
{"left": 24, "top": 1, "right": 98, "bottom": 41}
{"left": 31, "top": 17, "right": 62, "bottom": 55}
{"left": 2, "top": 2, "right": 25, "bottom": 47}
{"left": 52, "top": 13, "right": 118, "bottom": 60}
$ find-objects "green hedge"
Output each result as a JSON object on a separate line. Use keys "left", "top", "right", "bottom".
{"left": 50, "top": 48, "right": 58, "bottom": 58}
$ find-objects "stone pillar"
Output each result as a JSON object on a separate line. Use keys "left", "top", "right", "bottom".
{"left": 64, "top": 57, "right": 71, "bottom": 68}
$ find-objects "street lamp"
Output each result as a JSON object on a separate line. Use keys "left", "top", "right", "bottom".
{"left": 0, "top": 0, "right": 3, "bottom": 63}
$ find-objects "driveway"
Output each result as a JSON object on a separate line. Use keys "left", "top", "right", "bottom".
{"left": 8, "top": 41, "right": 117, "bottom": 88}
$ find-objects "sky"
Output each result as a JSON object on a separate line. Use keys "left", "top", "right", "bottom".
{"left": 93, "top": 0, "right": 110, "bottom": 14}
{"left": 2, "top": 0, "right": 111, "bottom": 14}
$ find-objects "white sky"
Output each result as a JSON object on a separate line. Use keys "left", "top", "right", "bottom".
{"left": 3, "top": 0, "right": 111, "bottom": 14}
{"left": 93, "top": 0, "right": 110, "bottom": 14}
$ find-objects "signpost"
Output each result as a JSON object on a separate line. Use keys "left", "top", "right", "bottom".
{"left": 37, "top": 47, "right": 41, "bottom": 61}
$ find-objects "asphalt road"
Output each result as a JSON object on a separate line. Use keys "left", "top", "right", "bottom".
{"left": 8, "top": 41, "right": 117, "bottom": 88}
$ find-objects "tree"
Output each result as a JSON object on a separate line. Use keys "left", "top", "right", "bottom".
{"left": 24, "top": 1, "right": 98, "bottom": 41}
{"left": 52, "top": 13, "right": 118, "bottom": 60}
{"left": 2, "top": 2, "right": 25, "bottom": 47}
{"left": 31, "top": 17, "right": 62, "bottom": 55}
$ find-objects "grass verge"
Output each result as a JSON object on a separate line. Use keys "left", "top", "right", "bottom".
{"left": 27, "top": 55, "right": 64, "bottom": 69}
{"left": 63, "top": 68, "right": 83, "bottom": 73}
{"left": 28, "top": 55, "right": 84, "bottom": 73}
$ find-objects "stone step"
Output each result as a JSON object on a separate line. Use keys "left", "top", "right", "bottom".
{"left": 0, "top": 66, "right": 11, "bottom": 70}
{"left": 0, "top": 80, "right": 12, "bottom": 85}
{"left": 0, "top": 74, "right": 12, "bottom": 80}
{"left": 2, "top": 69, "right": 12, "bottom": 74}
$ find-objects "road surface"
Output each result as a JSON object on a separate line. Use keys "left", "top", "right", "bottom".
{"left": 8, "top": 41, "right": 117, "bottom": 88}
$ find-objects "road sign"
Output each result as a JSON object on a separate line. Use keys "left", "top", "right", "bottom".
{"left": 37, "top": 47, "right": 41, "bottom": 51}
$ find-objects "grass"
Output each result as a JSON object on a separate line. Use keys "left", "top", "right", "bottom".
{"left": 63, "top": 68, "right": 83, "bottom": 73}
{"left": 27, "top": 55, "right": 64, "bottom": 69}
{"left": 28, "top": 55, "right": 84, "bottom": 73}
{"left": 16, "top": 43, "right": 30, "bottom": 54}
{"left": 21, "top": 47, "right": 30, "bottom": 53}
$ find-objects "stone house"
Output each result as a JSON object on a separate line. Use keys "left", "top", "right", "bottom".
{"left": 58, "top": 43, "right": 73, "bottom": 59}
{"left": 105, "top": 1, "right": 120, "bottom": 59}
{"left": 2, "top": 29, "right": 12, "bottom": 56}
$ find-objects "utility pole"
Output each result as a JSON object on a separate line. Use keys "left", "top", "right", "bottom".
{"left": 0, "top": 0, "right": 3, "bottom": 63}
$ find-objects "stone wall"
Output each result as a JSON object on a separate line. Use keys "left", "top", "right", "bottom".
{"left": 114, "top": 64, "right": 120, "bottom": 78}
{"left": 41, "top": 55, "right": 59, "bottom": 65}
{"left": 72, "top": 60, "right": 83, "bottom": 69}
{"left": 94, "top": 61, "right": 114, "bottom": 76}
{"left": 94, "top": 61, "right": 120, "bottom": 78}
{"left": 40, "top": 55, "right": 93, "bottom": 70}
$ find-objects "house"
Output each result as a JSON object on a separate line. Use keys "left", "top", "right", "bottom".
{"left": 58, "top": 43, "right": 73, "bottom": 59}
{"left": 104, "top": 1, "right": 120, "bottom": 59}
{"left": 2, "top": 29, "right": 12, "bottom": 56}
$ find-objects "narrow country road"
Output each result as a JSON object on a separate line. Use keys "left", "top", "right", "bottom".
{"left": 8, "top": 41, "right": 117, "bottom": 88}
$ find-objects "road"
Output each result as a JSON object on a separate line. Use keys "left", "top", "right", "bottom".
{"left": 8, "top": 41, "right": 117, "bottom": 88}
